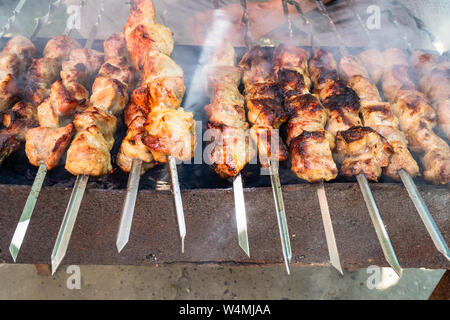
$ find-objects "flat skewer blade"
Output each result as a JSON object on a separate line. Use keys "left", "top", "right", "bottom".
{"left": 9, "top": 164, "right": 47, "bottom": 262}
{"left": 356, "top": 174, "right": 403, "bottom": 277}
{"left": 399, "top": 170, "right": 450, "bottom": 260}
{"left": 116, "top": 159, "right": 142, "bottom": 253}
{"left": 51, "top": 174, "right": 89, "bottom": 275}
{"left": 269, "top": 162, "right": 292, "bottom": 275}
{"left": 167, "top": 156, "right": 186, "bottom": 253}
{"left": 233, "top": 174, "right": 250, "bottom": 257}
{"left": 317, "top": 181, "right": 343, "bottom": 275}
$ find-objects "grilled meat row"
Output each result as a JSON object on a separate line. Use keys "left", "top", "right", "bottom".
{"left": 117, "top": 0, "right": 195, "bottom": 174}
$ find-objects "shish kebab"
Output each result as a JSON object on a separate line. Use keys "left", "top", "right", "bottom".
{"left": 203, "top": 41, "right": 255, "bottom": 256}
{"left": 238, "top": 45, "right": 293, "bottom": 273}
{"left": 10, "top": 14, "right": 105, "bottom": 264}
{"left": 310, "top": 0, "right": 402, "bottom": 276}
{"left": 51, "top": 32, "right": 135, "bottom": 273}
{"left": 308, "top": 48, "right": 403, "bottom": 275}
{"left": 278, "top": 0, "right": 343, "bottom": 274}
{"left": 410, "top": 51, "right": 450, "bottom": 140}
{"left": 357, "top": 49, "right": 450, "bottom": 259}
{"left": 0, "top": 0, "right": 77, "bottom": 164}
{"left": 17, "top": 46, "right": 104, "bottom": 262}
{"left": 273, "top": 43, "right": 342, "bottom": 274}
{"left": 340, "top": 55, "right": 449, "bottom": 260}
{"left": 340, "top": 5, "right": 450, "bottom": 259}
{"left": 0, "top": 35, "right": 36, "bottom": 165}
{"left": 8, "top": 34, "right": 81, "bottom": 261}
{"left": 116, "top": 0, "right": 196, "bottom": 253}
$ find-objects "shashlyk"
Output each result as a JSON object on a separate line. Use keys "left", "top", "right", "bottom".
{"left": 309, "top": 49, "right": 392, "bottom": 182}
{"left": 0, "top": 36, "right": 37, "bottom": 165}
{"left": 203, "top": 41, "right": 255, "bottom": 179}
{"left": 358, "top": 48, "right": 450, "bottom": 184}
{"left": 339, "top": 55, "right": 420, "bottom": 181}
{"left": 273, "top": 44, "right": 337, "bottom": 183}
{"left": 239, "top": 46, "right": 288, "bottom": 168}
{"left": 25, "top": 43, "right": 104, "bottom": 171}
{"left": 409, "top": 50, "right": 450, "bottom": 140}
{"left": 65, "top": 33, "right": 134, "bottom": 177}
{"left": 26, "top": 35, "right": 81, "bottom": 105}
{"left": 117, "top": 0, "right": 195, "bottom": 172}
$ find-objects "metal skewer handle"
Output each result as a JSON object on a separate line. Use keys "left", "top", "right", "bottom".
{"left": 269, "top": 162, "right": 292, "bottom": 275}
{"left": 317, "top": 181, "right": 343, "bottom": 274}
{"left": 116, "top": 158, "right": 143, "bottom": 253}
{"left": 9, "top": 164, "right": 47, "bottom": 261}
{"left": 51, "top": 174, "right": 89, "bottom": 274}
{"left": 233, "top": 173, "right": 250, "bottom": 257}
{"left": 168, "top": 156, "right": 186, "bottom": 253}
{"left": 357, "top": 174, "right": 403, "bottom": 276}
{"left": 399, "top": 170, "right": 450, "bottom": 261}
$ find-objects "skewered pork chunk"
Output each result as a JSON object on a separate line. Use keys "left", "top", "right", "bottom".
{"left": 143, "top": 107, "right": 195, "bottom": 162}
{"left": 357, "top": 49, "right": 384, "bottom": 84}
{"left": 25, "top": 123, "right": 75, "bottom": 170}
{"left": 336, "top": 126, "right": 393, "bottom": 181}
{"left": 65, "top": 125, "right": 112, "bottom": 176}
{"left": 0, "top": 36, "right": 36, "bottom": 112}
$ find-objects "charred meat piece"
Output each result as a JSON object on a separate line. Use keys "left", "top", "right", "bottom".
{"left": 65, "top": 125, "right": 112, "bottom": 176}
{"left": 142, "top": 108, "right": 196, "bottom": 162}
{"left": 206, "top": 121, "right": 255, "bottom": 179}
{"left": 25, "top": 123, "right": 75, "bottom": 170}
{"left": 290, "top": 130, "right": 337, "bottom": 183}
{"left": 336, "top": 126, "right": 393, "bottom": 181}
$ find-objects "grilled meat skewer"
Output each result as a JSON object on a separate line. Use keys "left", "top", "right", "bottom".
{"left": 273, "top": 44, "right": 337, "bottom": 183}
{"left": 0, "top": 36, "right": 80, "bottom": 166}
{"left": 409, "top": 51, "right": 450, "bottom": 140}
{"left": 117, "top": 0, "right": 195, "bottom": 172}
{"left": 0, "top": 35, "right": 36, "bottom": 113}
{"left": 239, "top": 46, "right": 288, "bottom": 168}
{"left": 339, "top": 55, "right": 420, "bottom": 181}
{"left": 358, "top": 48, "right": 450, "bottom": 184}
{"left": 65, "top": 32, "right": 134, "bottom": 176}
{"left": 203, "top": 41, "right": 255, "bottom": 178}
{"left": 25, "top": 47, "right": 104, "bottom": 171}
{"left": 309, "top": 49, "right": 393, "bottom": 182}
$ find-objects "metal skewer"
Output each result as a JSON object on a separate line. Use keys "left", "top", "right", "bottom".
{"left": 286, "top": 0, "right": 343, "bottom": 275}
{"left": 383, "top": 8, "right": 450, "bottom": 261}
{"left": 313, "top": 0, "right": 402, "bottom": 276}
{"left": 116, "top": 158, "right": 142, "bottom": 253}
{"left": 51, "top": 174, "right": 89, "bottom": 274}
{"left": 348, "top": 2, "right": 450, "bottom": 261}
{"left": 167, "top": 156, "right": 186, "bottom": 253}
{"left": 51, "top": 2, "right": 105, "bottom": 274}
{"left": 0, "top": 0, "right": 28, "bottom": 39}
{"left": 233, "top": 173, "right": 250, "bottom": 256}
{"left": 8, "top": 0, "right": 80, "bottom": 262}
{"left": 241, "top": 0, "right": 292, "bottom": 273}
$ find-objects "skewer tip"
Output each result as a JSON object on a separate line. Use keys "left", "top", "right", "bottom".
{"left": 116, "top": 239, "right": 128, "bottom": 254}
{"left": 9, "top": 245, "right": 18, "bottom": 263}
{"left": 181, "top": 236, "right": 185, "bottom": 254}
